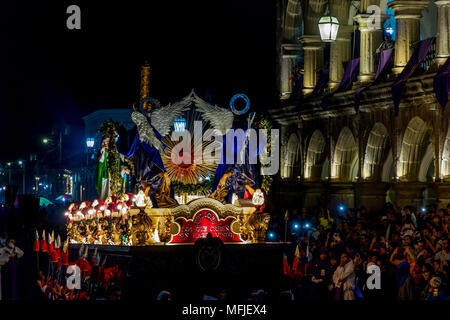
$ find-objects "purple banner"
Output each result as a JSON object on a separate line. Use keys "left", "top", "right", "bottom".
{"left": 434, "top": 56, "right": 450, "bottom": 110}
{"left": 392, "top": 37, "right": 435, "bottom": 116}
{"left": 311, "top": 68, "right": 329, "bottom": 98}
{"left": 322, "top": 58, "right": 360, "bottom": 109}
{"left": 355, "top": 48, "right": 394, "bottom": 112}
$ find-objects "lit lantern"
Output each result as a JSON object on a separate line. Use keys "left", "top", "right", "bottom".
{"left": 86, "top": 137, "right": 95, "bottom": 148}
{"left": 318, "top": 13, "right": 339, "bottom": 42}
{"left": 252, "top": 189, "right": 265, "bottom": 206}
{"left": 174, "top": 118, "right": 187, "bottom": 132}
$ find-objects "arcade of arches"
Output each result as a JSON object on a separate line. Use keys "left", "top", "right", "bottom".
{"left": 270, "top": 0, "right": 450, "bottom": 213}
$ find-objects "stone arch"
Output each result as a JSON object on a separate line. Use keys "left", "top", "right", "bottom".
{"left": 442, "top": 127, "right": 450, "bottom": 181}
{"left": 363, "top": 123, "right": 390, "bottom": 181}
{"left": 418, "top": 143, "right": 434, "bottom": 182}
{"left": 381, "top": 148, "right": 394, "bottom": 182}
{"left": 282, "top": 133, "right": 301, "bottom": 179}
{"left": 301, "top": 0, "right": 328, "bottom": 36}
{"left": 331, "top": 127, "right": 358, "bottom": 181}
{"left": 304, "top": 130, "right": 326, "bottom": 180}
{"left": 398, "top": 117, "right": 432, "bottom": 181}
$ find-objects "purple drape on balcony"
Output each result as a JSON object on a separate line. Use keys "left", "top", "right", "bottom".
{"left": 355, "top": 48, "right": 394, "bottom": 112}
{"left": 434, "top": 56, "right": 450, "bottom": 110}
{"left": 392, "top": 37, "right": 435, "bottom": 116}
{"left": 322, "top": 58, "right": 360, "bottom": 109}
{"left": 311, "top": 68, "right": 329, "bottom": 97}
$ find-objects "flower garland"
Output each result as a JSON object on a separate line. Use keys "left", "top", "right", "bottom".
{"left": 254, "top": 115, "right": 273, "bottom": 194}
{"left": 171, "top": 180, "right": 213, "bottom": 195}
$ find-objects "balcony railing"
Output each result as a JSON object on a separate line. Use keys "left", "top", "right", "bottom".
{"left": 411, "top": 39, "right": 437, "bottom": 74}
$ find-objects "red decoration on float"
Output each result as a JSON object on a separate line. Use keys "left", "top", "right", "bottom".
{"left": 170, "top": 209, "right": 242, "bottom": 243}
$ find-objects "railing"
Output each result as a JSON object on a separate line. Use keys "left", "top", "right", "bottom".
{"left": 411, "top": 39, "right": 437, "bottom": 74}
{"left": 373, "top": 48, "right": 395, "bottom": 79}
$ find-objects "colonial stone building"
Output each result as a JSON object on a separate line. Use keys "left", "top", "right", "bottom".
{"left": 269, "top": 0, "right": 450, "bottom": 213}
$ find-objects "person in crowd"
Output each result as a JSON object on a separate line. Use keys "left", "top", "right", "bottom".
{"left": 281, "top": 199, "right": 450, "bottom": 301}
{"left": 318, "top": 208, "right": 334, "bottom": 231}
{"left": 332, "top": 252, "right": 356, "bottom": 300}
{"left": 310, "top": 247, "right": 332, "bottom": 300}
{"left": 425, "top": 276, "right": 450, "bottom": 300}
{"left": 434, "top": 237, "right": 450, "bottom": 269}
{"left": 1, "top": 237, "right": 24, "bottom": 300}
{"left": 0, "top": 239, "right": 11, "bottom": 300}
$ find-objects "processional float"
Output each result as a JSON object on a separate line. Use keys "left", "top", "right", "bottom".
{"left": 66, "top": 63, "right": 272, "bottom": 246}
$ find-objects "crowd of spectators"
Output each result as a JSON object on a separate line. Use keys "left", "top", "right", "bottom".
{"left": 277, "top": 202, "right": 450, "bottom": 300}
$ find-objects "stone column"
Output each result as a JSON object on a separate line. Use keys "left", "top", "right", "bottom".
{"left": 435, "top": 1, "right": 450, "bottom": 66}
{"left": 388, "top": 0, "right": 429, "bottom": 75}
{"left": 280, "top": 43, "right": 302, "bottom": 100}
{"left": 328, "top": 0, "right": 352, "bottom": 90}
{"left": 328, "top": 26, "right": 353, "bottom": 89}
{"left": 299, "top": 35, "right": 324, "bottom": 95}
{"left": 433, "top": 108, "right": 442, "bottom": 182}
{"left": 354, "top": 13, "right": 387, "bottom": 83}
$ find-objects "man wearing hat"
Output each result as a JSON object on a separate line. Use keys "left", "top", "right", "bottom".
{"left": 310, "top": 247, "right": 332, "bottom": 300}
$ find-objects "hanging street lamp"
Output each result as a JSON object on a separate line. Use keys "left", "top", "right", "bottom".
{"left": 318, "top": 8, "right": 340, "bottom": 42}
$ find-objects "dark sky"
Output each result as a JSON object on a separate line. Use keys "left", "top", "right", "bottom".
{"left": 0, "top": 0, "right": 276, "bottom": 161}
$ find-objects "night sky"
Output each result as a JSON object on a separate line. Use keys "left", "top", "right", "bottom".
{"left": 0, "top": 1, "right": 276, "bottom": 161}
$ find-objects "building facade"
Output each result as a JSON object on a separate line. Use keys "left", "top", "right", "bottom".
{"left": 270, "top": 0, "right": 450, "bottom": 213}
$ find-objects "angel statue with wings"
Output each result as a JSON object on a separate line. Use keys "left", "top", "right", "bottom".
{"left": 191, "top": 93, "right": 261, "bottom": 204}
{"left": 116, "top": 97, "right": 192, "bottom": 207}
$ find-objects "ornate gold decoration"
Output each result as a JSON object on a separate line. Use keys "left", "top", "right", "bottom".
{"left": 66, "top": 198, "right": 270, "bottom": 245}
{"left": 247, "top": 211, "right": 271, "bottom": 243}
{"left": 161, "top": 136, "right": 217, "bottom": 185}
{"left": 154, "top": 172, "right": 179, "bottom": 208}
{"left": 170, "top": 197, "right": 243, "bottom": 220}
{"left": 206, "top": 169, "right": 232, "bottom": 204}
{"left": 130, "top": 212, "right": 154, "bottom": 245}
{"left": 140, "top": 62, "right": 152, "bottom": 111}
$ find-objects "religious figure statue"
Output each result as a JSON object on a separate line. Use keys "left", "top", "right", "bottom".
{"left": 154, "top": 172, "right": 178, "bottom": 208}
{"left": 131, "top": 213, "right": 154, "bottom": 245}
{"left": 116, "top": 96, "right": 190, "bottom": 205}
{"left": 207, "top": 167, "right": 233, "bottom": 204}
{"left": 96, "top": 136, "right": 111, "bottom": 199}
{"left": 209, "top": 109, "right": 260, "bottom": 204}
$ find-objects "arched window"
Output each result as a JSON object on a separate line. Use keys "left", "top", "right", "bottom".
{"left": 282, "top": 133, "right": 301, "bottom": 179}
